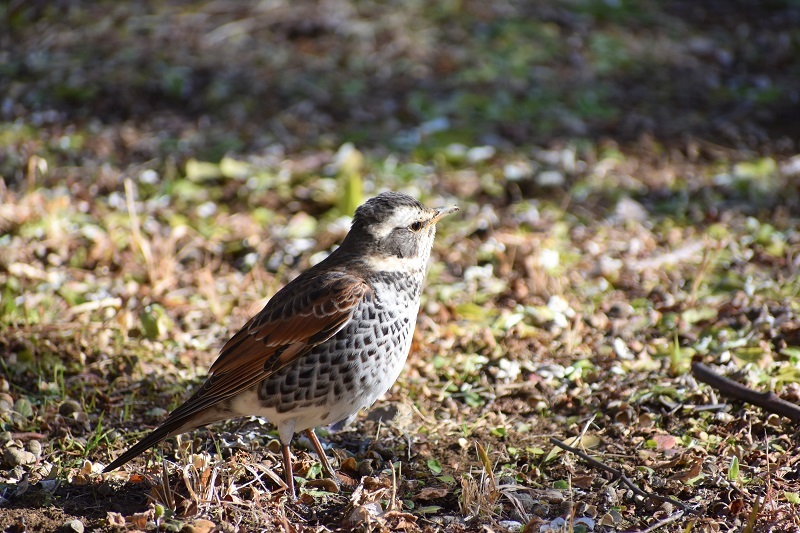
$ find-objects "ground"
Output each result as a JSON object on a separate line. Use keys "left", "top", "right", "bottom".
{"left": 2, "top": 0, "right": 800, "bottom": 531}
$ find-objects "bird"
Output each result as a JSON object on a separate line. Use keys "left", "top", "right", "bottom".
{"left": 103, "top": 191, "right": 458, "bottom": 498}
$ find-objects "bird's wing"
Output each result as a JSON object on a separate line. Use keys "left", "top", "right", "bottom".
{"left": 102, "top": 271, "right": 371, "bottom": 472}
{"left": 166, "top": 271, "right": 371, "bottom": 421}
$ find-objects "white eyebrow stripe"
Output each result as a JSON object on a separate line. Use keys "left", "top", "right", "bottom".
{"left": 365, "top": 205, "right": 427, "bottom": 239}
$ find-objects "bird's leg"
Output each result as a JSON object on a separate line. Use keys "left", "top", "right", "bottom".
{"left": 305, "top": 428, "right": 340, "bottom": 485}
{"left": 281, "top": 443, "right": 296, "bottom": 500}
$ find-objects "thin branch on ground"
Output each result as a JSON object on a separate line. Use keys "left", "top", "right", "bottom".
{"left": 548, "top": 437, "right": 697, "bottom": 514}
{"left": 692, "top": 362, "right": 800, "bottom": 423}
{"left": 640, "top": 509, "right": 686, "bottom": 532}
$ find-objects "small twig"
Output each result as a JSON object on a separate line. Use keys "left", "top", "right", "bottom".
{"left": 10, "top": 432, "right": 47, "bottom": 441}
{"left": 577, "top": 414, "right": 596, "bottom": 441}
{"left": 147, "top": 459, "right": 177, "bottom": 511}
{"left": 640, "top": 509, "right": 686, "bottom": 532}
{"left": 549, "top": 437, "right": 696, "bottom": 514}
{"left": 388, "top": 460, "right": 398, "bottom": 512}
{"left": 686, "top": 403, "right": 730, "bottom": 412}
{"left": 692, "top": 362, "right": 800, "bottom": 423}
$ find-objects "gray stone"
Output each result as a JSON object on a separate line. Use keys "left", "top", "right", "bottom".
{"left": 64, "top": 519, "right": 84, "bottom": 533}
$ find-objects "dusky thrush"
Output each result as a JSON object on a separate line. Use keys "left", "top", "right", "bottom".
{"left": 104, "top": 191, "right": 458, "bottom": 497}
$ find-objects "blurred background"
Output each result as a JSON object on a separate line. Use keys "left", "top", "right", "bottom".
{"left": 3, "top": 0, "right": 799, "bottom": 163}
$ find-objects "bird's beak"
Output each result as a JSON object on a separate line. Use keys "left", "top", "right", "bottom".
{"left": 428, "top": 205, "right": 459, "bottom": 226}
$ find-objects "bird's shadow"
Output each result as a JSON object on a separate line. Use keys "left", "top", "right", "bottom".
{"left": 1, "top": 478, "right": 150, "bottom": 527}
{"left": 2, "top": 465, "right": 357, "bottom": 529}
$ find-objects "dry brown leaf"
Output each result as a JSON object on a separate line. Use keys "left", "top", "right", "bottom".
{"left": 652, "top": 434, "right": 677, "bottom": 450}
{"left": 572, "top": 475, "right": 594, "bottom": 489}
{"left": 384, "top": 511, "right": 418, "bottom": 531}
{"left": 668, "top": 458, "right": 703, "bottom": 482}
{"left": 106, "top": 512, "right": 125, "bottom": 527}
{"left": 415, "top": 486, "right": 450, "bottom": 500}
{"left": 652, "top": 454, "right": 686, "bottom": 470}
{"left": 127, "top": 512, "right": 150, "bottom": 529}
{"left": 335, "top": 471, "right": 358, "bottom": 487}
{"left": 305, "top": 478, "right": 340, "bottom": 493}
{"left": 79, "top": 460, "right": 93, "bottom": 476}
{"left": 190, "top": 519, "right": 217, "bottom": 533}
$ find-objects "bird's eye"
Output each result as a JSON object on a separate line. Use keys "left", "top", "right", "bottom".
{"left": 409, "top": 221, "right": 423, "bottom": 232}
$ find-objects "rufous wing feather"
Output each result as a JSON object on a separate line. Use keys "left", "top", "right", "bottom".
{"left": 171, "top": 271, "right": 371, "bottom": 420}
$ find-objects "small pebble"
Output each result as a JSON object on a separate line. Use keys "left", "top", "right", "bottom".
{"left": 541, "top": 517, "right": 566, "bottom": 531}
{"left": 40, "top": 479, "right": 59, "bottom": 493}
{"left": 26, "top": 440, "right": 42, "bottom": 459}
{"left": 0, "top": 393, "right": 13, "bottom": 413}
{"left": 466, "top": 145, "right": 496, "bottom": 163}
{"left": 64, "top": 519, "right": 84, "bottom": 533}
{"left": 513, "top": 492, "right": 537, "bottom": 513}
{"left": 59, "top": 399, "right": 82, "bottom": 417}
{"left": 536, "top": 170, "right": 565, "bottom": 187}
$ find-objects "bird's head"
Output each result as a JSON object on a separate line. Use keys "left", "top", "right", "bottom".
{"left": 344, "top": 191, "right": 458, "bottom": 271}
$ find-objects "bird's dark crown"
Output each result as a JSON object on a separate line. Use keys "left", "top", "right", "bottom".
{"left": 352, "top": 192, "right": 427, "bottom": 226}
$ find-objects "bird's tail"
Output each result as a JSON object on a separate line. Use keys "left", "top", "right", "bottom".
{"left": 103, "top": 421, "right": 180, "bottom": 472}
{"left": 102, "top": 409, "right": 219, "bottom": 473}
{"left": 104, "top": 375, "right": 241, "bottom": 473}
